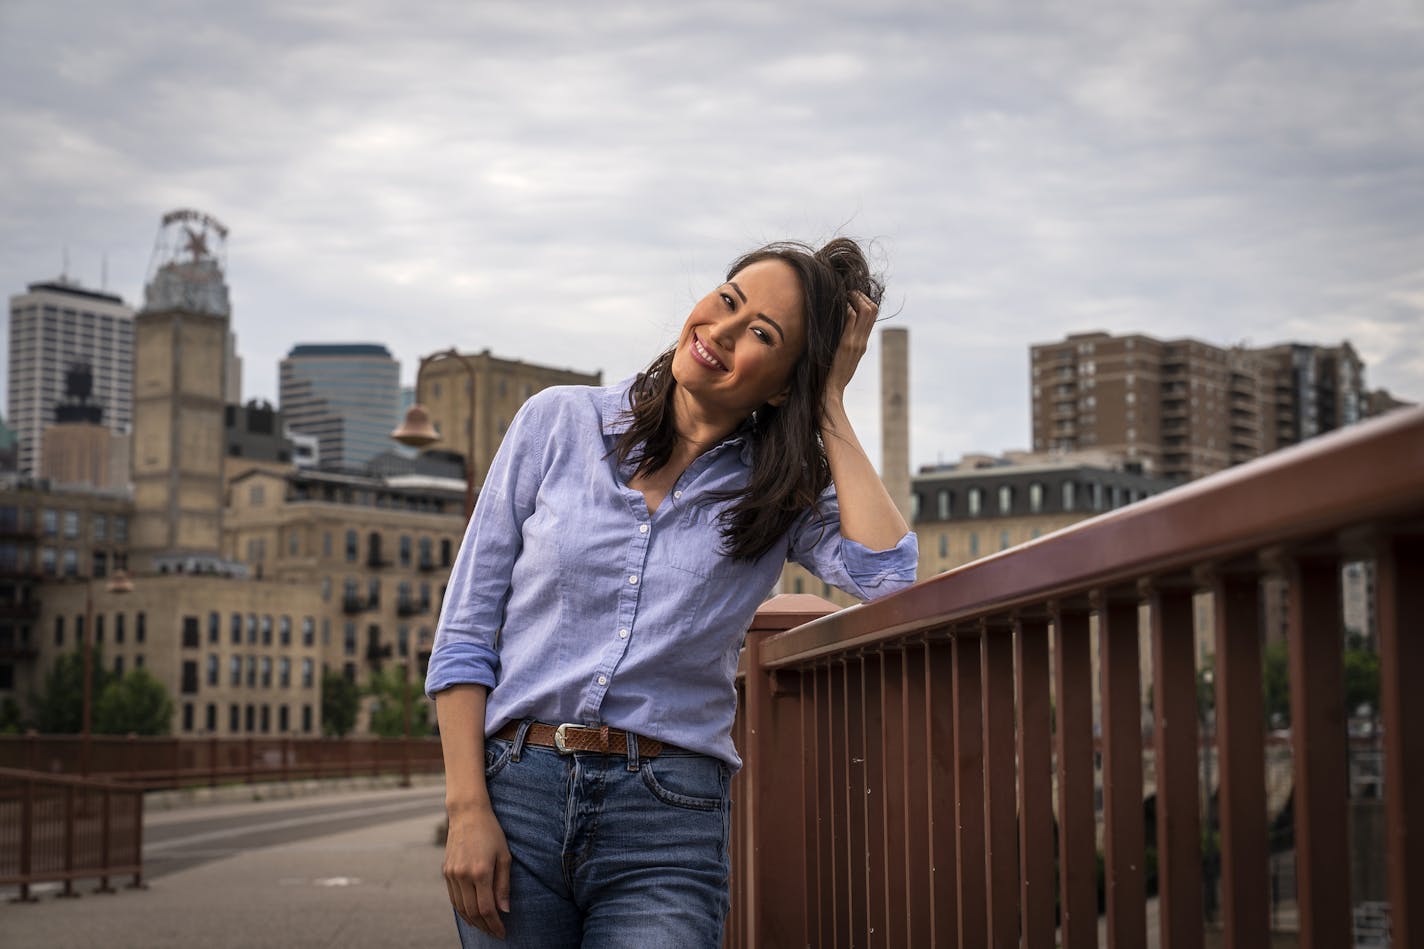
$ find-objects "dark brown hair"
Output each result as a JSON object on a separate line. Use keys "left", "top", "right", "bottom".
{"left": 614, "top": 237, "right": 885, "bottom": 560}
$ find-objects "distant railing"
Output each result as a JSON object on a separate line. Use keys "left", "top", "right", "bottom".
{"left": 0, "top": 735, "right": 444, "bottom": 791}
{"left": 0, "top": 766, "right": 144, "bottom": 901}
{"left": 729, "top": 406, "right": 1423, "bottom": 949}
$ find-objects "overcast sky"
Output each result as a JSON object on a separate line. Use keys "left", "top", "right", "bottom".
{"left": 3, "top": 0, "right": 1421, "bottom": 470}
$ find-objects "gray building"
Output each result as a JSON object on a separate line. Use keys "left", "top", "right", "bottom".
{"left": 279, "top": 344, "right": 400, "bottom": 472}
{"left": 6, "top": 280, "right": 135, "bottom": 477}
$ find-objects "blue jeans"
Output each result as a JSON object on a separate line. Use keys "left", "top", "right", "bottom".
{"left": 453, "top": 721, "right": 732, "bottom": 948}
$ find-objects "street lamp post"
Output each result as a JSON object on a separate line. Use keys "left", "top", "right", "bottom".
{"left": 81, "top": 569, "right": 134, "bottom": 776}
{"left": 392, "top": 348, "right": 480, "bottom": 521}
{"left": 392, "top": 348, "right": 480, "bottom": 784}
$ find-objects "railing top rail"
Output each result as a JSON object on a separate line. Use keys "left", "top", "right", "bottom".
{"left": 763, "top": 405, "right": 1424, "bottom": 668}
{"left": 0, "top": 765, "right": 137, "bottom": 790}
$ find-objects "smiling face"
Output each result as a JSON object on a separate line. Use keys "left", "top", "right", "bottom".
{"left": 670, "top": 258, "right": 807, "bottom": 426}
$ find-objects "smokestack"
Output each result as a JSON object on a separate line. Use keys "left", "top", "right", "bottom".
{"left": 880, "top": 327, "right": 912, "bottom": 525}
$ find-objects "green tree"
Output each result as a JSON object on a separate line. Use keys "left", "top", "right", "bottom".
{"left": 94, "top": 668, "right": 173, "bottom": 735}
{"left": 1343, "top": 647, "right": 1380, "bottom": 717}
{"left": 0, "top": 696, "right": 25, "bottom": 734}
{"left": 28, "top": 648, "right": 114, "bottom": 733}
{"left": 321, "top": 669, "right": 360, "bottom": 737}
{"left": 1261, "top": 640, "right": 1291, "bottom": 729}
{"left": 365, "top": 666, "right": 432, "bottom": 738}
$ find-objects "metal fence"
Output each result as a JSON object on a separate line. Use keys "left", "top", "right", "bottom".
{"left": 0, "top": 735, "right": 445, "bottom": 790}
{"left": 0, "top": 766, "right": 144, "bottom": 901}
{"left": 727, "top": 406, "right": 1423, "bottom": 948}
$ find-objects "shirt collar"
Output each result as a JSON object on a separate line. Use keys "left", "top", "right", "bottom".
{"left": 601, "top": 376, "right": 755, "bottom": 465}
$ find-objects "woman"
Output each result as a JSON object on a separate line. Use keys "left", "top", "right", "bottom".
{"left": 425, "top": 237, "right": 918, "bottom": 946}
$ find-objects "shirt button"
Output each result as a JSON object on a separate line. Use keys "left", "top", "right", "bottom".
{"left": 628, "top": 575, "right": 638, "bottom": 584}
{"left": 638, "top": 524, "right": 648, "bottom": 534}
{"left": 618, "top": 628, "right": 629, "bottom": 639}
{"left": 673, "top": 490, "right": 683, "bottom": 499}
{"left": 597, "top": 675, "right": 608, "bottom": 686}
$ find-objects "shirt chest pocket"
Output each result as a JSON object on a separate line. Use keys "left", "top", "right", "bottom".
{"left": 661, "top": 504, "right": 740, "bottom": 580}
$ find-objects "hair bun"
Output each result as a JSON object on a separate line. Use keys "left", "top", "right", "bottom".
{"left": 815, "top": 237, "right": 885, "bottom": 307}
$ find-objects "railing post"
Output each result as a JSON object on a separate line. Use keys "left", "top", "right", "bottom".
{"left": 952, "top": 624, "right": 987, "bottom": 948}
{"left": 1014, "top": 614, "right": 1055, "bottom": 949}
{"left": 96, "top": 785, "right": 115, "bottom": 894}
{"left": 13, "top": 775, "right": 37, "bottom": 903}
{"left": 1053, "top": 599, "right": 1097, "bottom": 949}
{"left": 1098, "top": 586, "right": 1148, "bottom": 949}
{"left": 1211, "top": 568, "right": 1269, "bottom": 948}
{"left": 1149, "top": 579, "right": 1204, "bottom": 949}
{"left": 1377, "top": 535, "right": 1424, "bottom": 949}
{"left": 1284, "top": 552, "right": 1352, "bottom": 949}
{"left": 981, "top": 616, "right": 1018, "bottom": 949}
{"left": 59, "top": 784, "right": 78, "bottom": 899}
{"left": 739, "top": 594, "right": 833, "bottom": 948}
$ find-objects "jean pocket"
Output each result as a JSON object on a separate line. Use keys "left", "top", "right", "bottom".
{"left": 639, "top": 755, "right": 728, "bottom": 811}
{"left": 483, "top": 737, "right": 513, "bottom": 779}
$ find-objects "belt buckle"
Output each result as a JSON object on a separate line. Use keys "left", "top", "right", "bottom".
{"left": 553, "top": 723, "right": 578, "bottom": 755}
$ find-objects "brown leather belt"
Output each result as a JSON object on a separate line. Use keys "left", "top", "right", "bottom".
{"left": 493, "top": 721, "right": 666, "bottom": 758}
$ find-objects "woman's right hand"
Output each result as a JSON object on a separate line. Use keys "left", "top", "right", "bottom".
{"left": 444, "top": 800, "right": 512, "bottom": 939}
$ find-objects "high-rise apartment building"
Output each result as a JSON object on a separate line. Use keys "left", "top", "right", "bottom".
{"left": 6, "top": 280, "right": 135, "bottom": 477}
{"left": 1030, "top": 332, "right": 1384, "bottom": 482}
{"left": 280, "top": 344, "right": 400, "bottom": 472}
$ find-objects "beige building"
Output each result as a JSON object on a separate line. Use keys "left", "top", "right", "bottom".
{"left": 41, "top": 422, "right": 129, "bottom": 491}
{"left": 1030, "top": 332, "right": 1398, "bottom": 483}
{"left": 416, "top": 351, "right": 600, "bottom": 486}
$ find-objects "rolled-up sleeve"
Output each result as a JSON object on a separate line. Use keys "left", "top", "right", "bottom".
{"left": 424, "top": 396, "right": 547, "bottom": 698}
{"left": 787, "top": 486, "right": 918, "bottom": 601}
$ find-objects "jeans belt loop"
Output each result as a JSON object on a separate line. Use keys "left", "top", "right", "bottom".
{"left": 511, "top": 719, "right": 534, "bottom": 761}
{"left": 625, "top": 729, "right": 640, "bottom": 772}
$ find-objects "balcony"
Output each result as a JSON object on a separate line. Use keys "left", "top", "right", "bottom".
{"left": 395, "top": 596, "right": 428, "bottom": 617}
{"left": 727, "top": 407, "right": 1424, "bottom": 947}
{"left": 341, "top": 593, "right": 369, "bottom": 615}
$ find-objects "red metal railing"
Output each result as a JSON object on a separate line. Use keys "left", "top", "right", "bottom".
{"left": 729, "top": 405, "right": 1423, "bottom": 948}
{"left": 0, "top": 767, "right": 144, "bottom": 901}
{"left": 0, "top": 735, "right": 444, "bottom": 790}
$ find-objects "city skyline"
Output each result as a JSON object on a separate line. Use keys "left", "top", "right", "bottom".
{"left": 2, "top": 1, "right": 1421, "bottom": 470}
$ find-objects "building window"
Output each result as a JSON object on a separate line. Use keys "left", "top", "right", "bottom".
{"left": 279, "top": 705, "right": 289, "bottom": 733}
{"left": 181, "top": 661, "right": 199, "bottom": 694}
{"left": 180, "top": 616, "right": 199, "bottom": 649}
{"left": 134, "top": 654, "right": 144, "bottom": 669}
{"left": 368, "top": 578, "right": 380, "bottom": 608}
{"left": 95, "top": 615, "right": 105, "bottom": 644}
{"left": 968, "top": 488, "right": 982, "bottom": 518}
{"left": 41, "top": 547, "right": 57, "bottom": 575}
{"left": 1062, "top": 482, "right": 1076, "bottom": 512}
{"left": 260, "top": 705, "right": 270, "bottom": 733}
{"left": 419, "top": 537, "right": 432, "bottom": 567}
{"left": 208, "top": 612, "right": 220, "bottom": 644}
{"left": 113, "top": 656, "right": 124, "bottom": 675}
{"left": 207, "top": 654, "right": 219, "bottom": 686}
{"left": 345, "top": 530, "right": 358, "bottom": 562}
{"left": 302, "top": 658, "right": 314, "bottom": 688}
{"left": 114, "top": 517, "right": 128, "bottom": 542}
{"left": 399, "top": 535, "right": 411, "bottom": 567}
{"left": 62, "top": 549, "right": 78, "bottom": 576}
{"left": 1000, "top": 530, "right": 1011, "bottom": 550}
{"left": 1091, "top": 482, "right": 1104, "bottom": 511}
{"left": 441, "top": 539, "right": 452, "bottom": 567}
{"left": 969, "top": 532, "right": 980, "bottom": 558}
{"left": 41, "top": 509, "right": 57, "bottom": 535}
{"left": 998, "top": 485, "right": 1013, "bottom": 515}
{"left": 231, "top": 656, "right": 242, "bottom": 686}
{"left": 230, "top": 704, "right": 240, "bottom": 733}
{"left": 245, "top": 704, "right": 255, "bottom": 732}
{"left": 302, "top": 704, "right": 313, "bottom": 733}
{"left": 115, "top": 613, "right": 125, "bottom": 643}
{"left": 938, "top": 534, "right": 948, "bottom": 558}
{"left": 182, "top": 703, "right": 194, "bottom": 732}
{"left": 1029, "top": 482, "right": 1044, "bottom": 514}
{"left": 288, "top": 529, "right": 300, "bottom": 557}
{"left": 302, "top": 617, "right": 315, "bottom": 647}
{"left": 206, "top": 704, "right": 217, "bottom": 733}
{"left": 937, "top": 490, "right": 951, "bottom": 520}
{"left": 279, "top": 616, "right": 291, "bottom": 646}
{"left": 398, "top": 626, "right": 409, "bottom": 658}
{"left": 92, "top": 551, "right": 108, "bottom": 577}
{"left": 247, "top": 614, "right": 258, "bottom": 643}
{"left": 344, "top": 623, "right": 357, "bottom": 656}
{"left": 321, "top": 576, "right": 331, "bottom": 601}
{"left": 250, "top": 484, "right": 265, "bottom": 505}
{"left": 261, "top": 615, "right": 273, "bottom": 645}
{"left": 261, "top": 657, "right": 272, "bottom": 688}
{"left": 231, "top": 613, "right": 242, "bottom": 645}
{"left": 247, "top": 657, "right": 257, "bottom": 688}
{"left": 280, "top": 657, "right": 291, "bottom": 688}
{"left": 62, "top": 511, "right": 79, "bottom": 538}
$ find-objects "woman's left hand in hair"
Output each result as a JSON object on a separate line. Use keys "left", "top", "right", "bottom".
{"left": 826, "top": 290, "right": 878, "bottom": 405}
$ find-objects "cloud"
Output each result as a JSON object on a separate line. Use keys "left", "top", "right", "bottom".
{"left": 2, "top": 0, "right": 1421, "bottom": 468}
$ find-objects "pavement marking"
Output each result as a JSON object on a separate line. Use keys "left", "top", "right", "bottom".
{"left": 144, "top": 795, "right": 443, "bottom": 853}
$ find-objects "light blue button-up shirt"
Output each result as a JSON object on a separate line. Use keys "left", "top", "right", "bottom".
{"left": 424, "top": 378, "right": 918, "bottom": 768}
